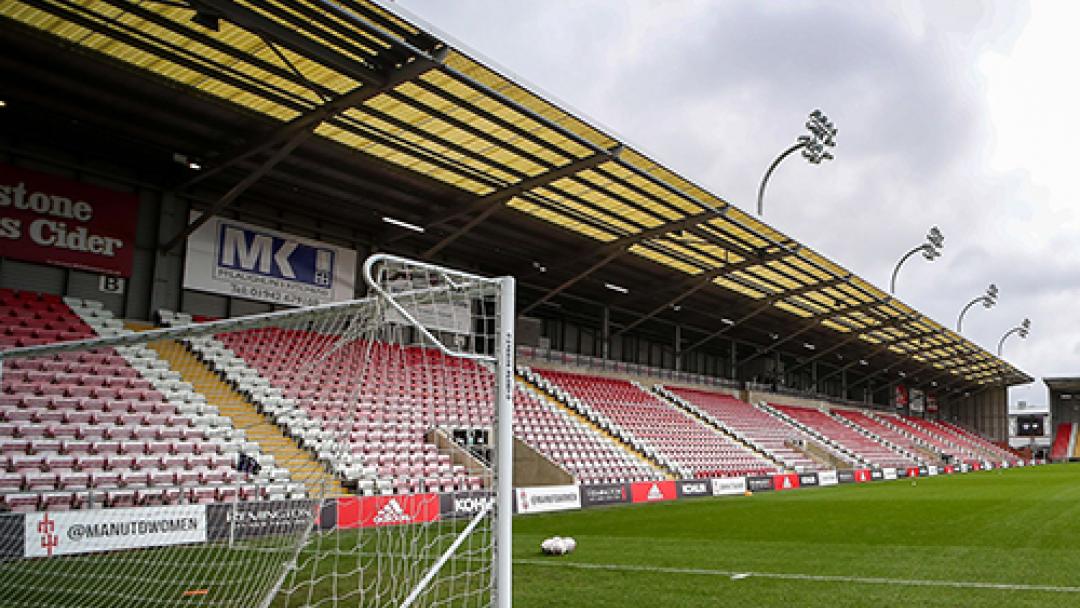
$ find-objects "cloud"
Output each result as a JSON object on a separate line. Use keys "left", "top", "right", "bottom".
{"left": 398, "top": 0, "right": 1072, "bottom": 405}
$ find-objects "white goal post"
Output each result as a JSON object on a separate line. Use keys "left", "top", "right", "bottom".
{"left": 0, "top": 254, "right": 514, "bottom": 608}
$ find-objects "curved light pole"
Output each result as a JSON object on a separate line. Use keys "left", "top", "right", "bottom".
{"left": 956, "top": 283, "right": 998, "bottom": 332}
{"left": 757, "top": 109, "right": 837, "bottom": 216}
{"left": 890, "top": 226, "right": 945, "bottom": 294}
{"left": 997, "top": 318, "right": 1031, "bottom": 357}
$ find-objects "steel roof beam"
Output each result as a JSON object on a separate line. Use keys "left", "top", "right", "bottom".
{"left": 520, "top": 210, "right": 718, "bottom": 314}
{"left": 421, "top": 150, "right": 617, "bottom": 258}
{"left": 614, "top": 249, "right": 810, "bottom": 336}
{"left": 161, "top": 56, "right": 440, "bottom": 252}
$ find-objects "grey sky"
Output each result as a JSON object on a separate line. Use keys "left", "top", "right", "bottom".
{"left": 395, "top": 0, "right": 1075, "bottom": 407}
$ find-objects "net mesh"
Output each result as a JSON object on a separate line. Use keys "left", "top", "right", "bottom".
{"left": 0, "top": 255, "right": 509, "bottom": 608}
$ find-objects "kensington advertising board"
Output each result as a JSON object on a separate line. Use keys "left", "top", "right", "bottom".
{"left": 746, "top": 476, "right": 774, "bottom": 492}
{"left": 184, "top": 213, "right": 357, "bottom": 307}
{"left": 0, "top": 163, "right": 139, "bottom": 277}
{"left": 711, "top": 477, "right": 748, "bottom": 496}
{"left": 207, "top": 500, "right": 317, "bottom": 541}
{"left": 580, "top": 484, "right": 629, "bottom": 507}
{"left": 515, "top": 485, "right": 581, "bottom": 514}
{"left": 25, "top": 505, "right": 206, "bottom": 557}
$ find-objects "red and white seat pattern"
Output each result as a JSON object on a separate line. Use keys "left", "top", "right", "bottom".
{"left": 663, "top": 386, "right": 838, "bottom": 471}
{"left": 771, "top": 404, "right": 916, "bottom": 469}
{"left": 0, "top": 290, "right": 280, "bottom": 512}
{"left": 831, "top": 409, "right": 936, "bottom": 463}
{"left": 874, "top": 414, "right": 979, "bottom": 464}
{"left": 531, "top": 369, "right": 776, "bottom": 479}
{"left": 515, "top": 382, "right": 661, "bottom": 484}
{"left": 204, "top": 328, "right": 485, "bottom": 496}
{"left": 923, "top": 419, "right": 1020, "bottom": 465}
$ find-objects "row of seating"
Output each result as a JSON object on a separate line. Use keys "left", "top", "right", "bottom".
{"left": 529, "top": 369, "right": 777, "bottom": 479}
{"left": 0, "top": 294, "right": 288, "bottom": 511}
{"left": 662, "top": 386, "right": 847, "bottom": 471}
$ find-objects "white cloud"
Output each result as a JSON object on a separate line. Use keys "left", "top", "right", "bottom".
{"left": 398, "top": 0, "right": 1072, "bottom": 405}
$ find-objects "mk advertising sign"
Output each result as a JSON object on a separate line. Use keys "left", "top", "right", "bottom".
{"left": 25, "top": 505, "right": 206, "bottom": 557}
{"left": 184, "top": 213, "right": 357, "bottom": 306}
{"left": 0, "top": 163, "right": 139, "bottom": 277}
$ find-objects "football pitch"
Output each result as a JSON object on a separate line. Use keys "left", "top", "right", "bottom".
{"left": 512, "top": 464, "right": 1080, "bottom": 607}
{"left": 4, "top": 465, "right": 1079, "bottom": 607}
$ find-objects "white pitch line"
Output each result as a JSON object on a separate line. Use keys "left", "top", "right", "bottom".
{"left": 514, "top": 559, "right": 1080, "bottom": 593}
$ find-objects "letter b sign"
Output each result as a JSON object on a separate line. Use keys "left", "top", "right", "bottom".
{"left": 98, "top": 275, "right": 125, "bottom": 294}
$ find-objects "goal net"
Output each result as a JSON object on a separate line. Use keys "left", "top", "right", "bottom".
{"left": 0, "top": 254, "right": 514, "bottom": 608}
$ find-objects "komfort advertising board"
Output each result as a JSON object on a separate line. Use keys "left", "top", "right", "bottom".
{"left": 675, "top": 479, "right": 711, "bottom": 498}
{"left": 439, "top": 491, "right": 494, "bottom": 519}
{"left": 0, "top": 163, "right": 139, "bottom": 277}
{"left": 184, "top": 213, "right": 357, "bottom": 307}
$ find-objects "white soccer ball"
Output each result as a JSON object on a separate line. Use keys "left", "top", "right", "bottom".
{"left": 541, "top": 536, "right": 576, "bottom": 555}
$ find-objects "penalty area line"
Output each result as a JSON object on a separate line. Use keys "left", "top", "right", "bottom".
{"left": 514, "top": 559, "right": 1080, "bottom": 593}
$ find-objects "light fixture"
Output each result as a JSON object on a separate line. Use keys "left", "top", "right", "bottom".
{"left": 532, "top": 261, "right": 547, "bottom": 273}
{"left": 381, "top": 216, "right": 425, "bottom": 233}
{"left": 997, "top": 318, "right": 1031, "bottom": 356}
{"left": 957, "top": 283, "right": 999, "bottom": 332}
{"left": 757, "top": 109, "right": 838, "bottom": 216}
{"left": 188, "top": 161, "right": 202, "bottom": 171}
{"left": 890, "top": 225, "right": 945, "bottom": 293}
{"left": 604, "top": 282, "right": 629, "bottom": 295}
{"left": 803, "top": 342, "right": 816, "bottom": 350}
{"left": 721, "top": 318, "right": 735, "bottom": 326}
{"left": 0, "top": 100, "right": 7, "bottom": 108}
{"left": 671, "top": 304, "right": 682, "bottom": 312}
{"left": 859, "top": 359, "right": 868, "bottom": 366}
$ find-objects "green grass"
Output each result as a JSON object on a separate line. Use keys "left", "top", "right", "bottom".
{"left": 4, "top": 465, "right": 1079, "bottom": 607}
{"left": 512, "top": 465, "right": 1080, "bottom": 607}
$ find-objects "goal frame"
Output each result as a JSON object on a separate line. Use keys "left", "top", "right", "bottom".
{"left": 0, "top": 253, "right": 516, "bottom": 608}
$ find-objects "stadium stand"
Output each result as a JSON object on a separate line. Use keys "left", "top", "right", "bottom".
{"left": 830, "top": 409, "right": 943, "bottom": 465}
{"left": 526, "top": 368, "right": 777, "bottom": 479}
{"left": 770, "top": 403, "right": 917, "bottom": 469}
{"left": 515, "top": 382, "right": 663, "bottom": 484}
{"left": 165, "top": 314, "right": 486, "bottom": 496}
{"left": 872, "top": 413, "right": 985, "bottom": 465}
{"left": 928, "top": 419, "right": 1021, "bottom": 464}
{"left": 658, "top": 385, "right": 847, "bottom": 472}
{"left": 1051, "top": 422, "right": 1075, "bottom": 461}
{"left": 0, "top": 291, "right": 285, "bottom": 512}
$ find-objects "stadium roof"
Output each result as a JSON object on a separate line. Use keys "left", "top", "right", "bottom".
{"left": 0, "top": 0, "right": 1032, "bottom": 395}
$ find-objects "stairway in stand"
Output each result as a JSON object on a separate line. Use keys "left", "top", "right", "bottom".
{"left": 145, "top": 338, "right": 349, "bottom": 498}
